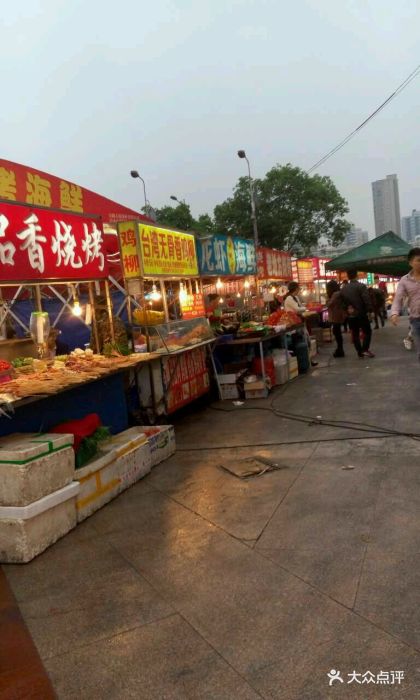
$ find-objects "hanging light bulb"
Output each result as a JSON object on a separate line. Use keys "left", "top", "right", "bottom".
{"left": 179, "top": 282, "right": 187, "bottom": 303}
{"left": 72, "top": 300, "right": 82, "bottom": 317}
{"left": 244, "top": 279, "right": 250, "bottom": 289}
{"left": 216, "top": 277, "right": 223, "bottom": 290}
{"left": 151, "top": 284, "right": 161, "bottom": 301}
{"left": 219, "top": 297, "right": 224, "bottom": 304}
{"left": 236, "top": 292, "right": 241, "bottom": 298}
{"left": 270, "top": 285, "right": 276, "bottom": 294}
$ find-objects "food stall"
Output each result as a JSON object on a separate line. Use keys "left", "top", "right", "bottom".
{"left": 0, "top": 199, "right": 157, "bottom": 438}
{"left": 197, "top": 233, "right": 258, "bottom": 324}
{"left": 257, "top": 245, "right": 293, "bottom": 308}
{"left": 117, "top": 221, "right": 215, "bottom": 415}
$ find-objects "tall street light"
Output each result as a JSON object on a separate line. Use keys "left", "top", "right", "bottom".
{"left": 130, "top": 170, "right": 154, "bottom": 219}
{"left": 170, "top": 195, "right": 186, "bottom": 205}
{"left": 237, "top": 150, "right": 259, "bottom": 251}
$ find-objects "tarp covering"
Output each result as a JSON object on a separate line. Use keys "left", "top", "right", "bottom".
{"left": 325, "top": 232, "right": 411, "bottom": 277}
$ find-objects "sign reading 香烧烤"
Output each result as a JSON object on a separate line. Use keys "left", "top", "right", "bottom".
{"left": 197, "top": 234, "right": 256, "bottom": 276}
{"left": 0, "top": 200, "right": 108, "bottom": 282}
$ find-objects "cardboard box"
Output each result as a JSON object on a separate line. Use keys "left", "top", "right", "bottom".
{"left": 0, "top": 433, "right": 74, "bottom": 507}
{"left": 0, "top": 482, "right": 79, "bottom": 563}
{"left": 288, "top": 357, "right": 299, "bottom": 380}
{"left": 220, "top": 383, "right": 240, "bottom": 400}
{"left": 75, "top": 428, "right": 151, "bottom": 522}
{"left": 244, "top": 380, "right": 269, "bottom": 399}
{"left": 309, "top": 338, "right": 317, "bottom": 358}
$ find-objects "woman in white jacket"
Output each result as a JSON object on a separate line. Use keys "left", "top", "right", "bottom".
{"left": 283, "top": 282, "right": 318, "bottom": 367}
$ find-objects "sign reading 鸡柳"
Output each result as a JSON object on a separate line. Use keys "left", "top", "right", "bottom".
{"left": 197, "top": 234, "right": 256, "bottom": 276}
{"left": 0, "top": 200, "right": 108, "bottom": 282}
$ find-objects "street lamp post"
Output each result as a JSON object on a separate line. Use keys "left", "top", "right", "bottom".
{"left": 237, "top": 150, "right": 259, "bottom": 252}
{"left": 170, "top": 195, "right": 186, "bottom": 205}
{"left": 130, "top": 170, "right": 154, "bottom": 219}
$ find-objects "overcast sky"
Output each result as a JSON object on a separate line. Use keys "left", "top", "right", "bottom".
{"left": 2, "top": 0, "right": 419, "bottom": 237}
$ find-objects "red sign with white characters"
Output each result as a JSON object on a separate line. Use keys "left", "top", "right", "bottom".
{"left": 0, "top": 159, "right": 149, "bottom": 224}
{"left": 0, "top": 200, "right": 108, "bottom": 282}
{"left": 257, "top": 247, "right": 292, "bottom": 280}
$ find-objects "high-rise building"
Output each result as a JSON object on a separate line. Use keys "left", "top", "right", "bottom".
{"left": 401, "top": 210, "right": 420, "bottom": 243}
{"left": 371, "top": 174, "right": 401, "bottom": 237}
{"left": 345, "top": 227, "right": 369, "bottom": 248}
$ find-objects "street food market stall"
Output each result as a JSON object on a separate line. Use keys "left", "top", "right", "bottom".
{"left": 196, "top": 233, "right": 258, "bottom": 326}
{"left": 117, "top": 221, "right": 215, "bottom": 415}
{"left": 0, "top": 190, "right": 177, "bottom": 564}
{"left": 0, "top": 199, "right": 158, "bottom": 437}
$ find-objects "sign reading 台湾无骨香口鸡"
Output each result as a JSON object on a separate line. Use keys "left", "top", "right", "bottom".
{"left": 117, "top": 222, "right": 199, "bottom": 278}
{"left": 197, "top": 234, "right": 256, "bottom": 276}
{"left": 0, "top": 200, "right": 108, "bottom": 282}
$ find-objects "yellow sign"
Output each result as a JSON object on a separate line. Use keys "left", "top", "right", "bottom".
{"left": 139, "top": 224, "right": 198, "bottom": 277}
{"left": 118, "top": 221, "right": 141, "bottom": 279}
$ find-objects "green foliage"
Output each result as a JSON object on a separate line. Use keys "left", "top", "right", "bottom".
{"left": 214, "top": 165, "right": 351, "bottom": 254}
{"left": 152, "top": 164, "right": 350, "bottom": 254}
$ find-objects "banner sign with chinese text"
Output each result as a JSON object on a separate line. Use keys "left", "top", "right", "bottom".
{"left": 296, "top": 259, "right": 314, "bottom": 284}
{"left": 0, "top": 159, "right": 149, "bottom": 224}
{"left": 257, "top": 247, "right": 292, "bottom": 280}
{"left": 139, "top": 224, "right": 198, "bottom": 276}
{"left": 0, "top": 200, "right": 108, "bottom": 282}
{"left": 180, "top": 293, "right": 206, "bottom": 319}
{"left": 197, "top": 234, "right": 256, "bottom": 276}
{"left": 118, "top": 221, "right": 141, "bottom": 279}
{"left": 311, "top": 257, "right": 334, "bottom": 280}
{"left": 118, "top": 222, "right": 199, "bottom": 278}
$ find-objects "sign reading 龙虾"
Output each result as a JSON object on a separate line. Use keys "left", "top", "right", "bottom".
{"left": 197, "top": 234, "right": 256, "bottom": 276}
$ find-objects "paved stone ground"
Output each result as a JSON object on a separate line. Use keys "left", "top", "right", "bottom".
{"left": 3, "top": 324, "right": 420, "bottom": 699}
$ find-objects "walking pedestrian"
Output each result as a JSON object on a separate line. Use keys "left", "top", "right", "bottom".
{"left": 339, "top": 270, "right": 375, "bottom": 358}
{"left": 369, "top": 287, "right": 386, "bottom": 329}
{"left": 390, "top": 247, "right": 420, "bottom": 361}
{"left": 326, "top": 280, "right": 347, "bottom": 357}
{"left": 341, "top": 279, "right": 349, "bottom": 332}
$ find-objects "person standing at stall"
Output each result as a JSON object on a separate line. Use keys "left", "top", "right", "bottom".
{"left": 326, "top": 280, "right": 347, "bottom": 358}
{"left": 283, "top": 282, "right": 318, "bottom": 366}
{"left": 390, "top": 248, "right": 420, "bottom": 360}
{"left": 340, "top": 270, "right": 374, "bottom": 358}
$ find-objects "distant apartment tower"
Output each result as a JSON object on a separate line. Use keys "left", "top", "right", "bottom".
{"left": 401, "top": 210, "right": 420, "bottom": 243}
{"left": 345, "top": 227, "right": 369, "bottom": 248}
{"left": 371, "top": 174, "right": 401, "bottom": 237}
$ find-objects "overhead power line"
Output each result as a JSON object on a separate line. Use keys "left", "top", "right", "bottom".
{"left": 307, "top": 62, "right": 420, "bottom": 174}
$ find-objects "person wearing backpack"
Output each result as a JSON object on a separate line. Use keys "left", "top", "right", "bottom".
{"left": 326, "top": 280, "right": 347, "bottom": 357}
{"left": 339, "top": 270, "right": 374, "bottom": 358}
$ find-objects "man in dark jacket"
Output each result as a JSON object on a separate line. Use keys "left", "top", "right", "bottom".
{"left": 340, "top": 270, "right": 374, "bottom": 358}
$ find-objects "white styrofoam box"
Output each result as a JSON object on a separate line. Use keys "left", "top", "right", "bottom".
{"left": 75, "top": 428, "right": 151, "bottom": 522}
{"left": 0, "top": 433, "right": 75, "bottom": 507}
{"left": 309, "top": 338, "right": 317, "bottom": 358}
{"left": 274, "top": 363, "right": 289, "bottom": 385}
{"left": 0, "top": 482, "right": 79, "bottom": 564}
{"left": 137, "top": 426, "right": 176, "bottom": 468}
{"left": 217, "top": 372, "right": 243, "bottom": 384}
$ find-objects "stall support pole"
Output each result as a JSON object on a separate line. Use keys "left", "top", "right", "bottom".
{"left": 88, "top": 282, "right": 100, "bottom": 353}
{"left": 160, "top": 280, "right": 169, "bottom": 323}
{"left": 258, "top": 340, "right": 266, "bottom": 383}
{"left": 34, "top": 285, "right": 42, "bottom": 312}
{"left": 104, "top": 279, "right": 115, "bottom": 344}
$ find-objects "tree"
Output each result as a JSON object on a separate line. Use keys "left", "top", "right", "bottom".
{"left": 153, "top": 202, "right": 195, "bottom": 231}
{"left": 213, "top": 164, "right": 351, "bottom": 254}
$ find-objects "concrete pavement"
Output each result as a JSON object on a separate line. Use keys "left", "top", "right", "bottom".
{"left": 3, "top": 324, "right": 420, "bottom": 699}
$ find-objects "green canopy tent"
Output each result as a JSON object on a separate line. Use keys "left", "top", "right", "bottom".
{"left": 325, "top": 231, "right": 411, "bottom": 277}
